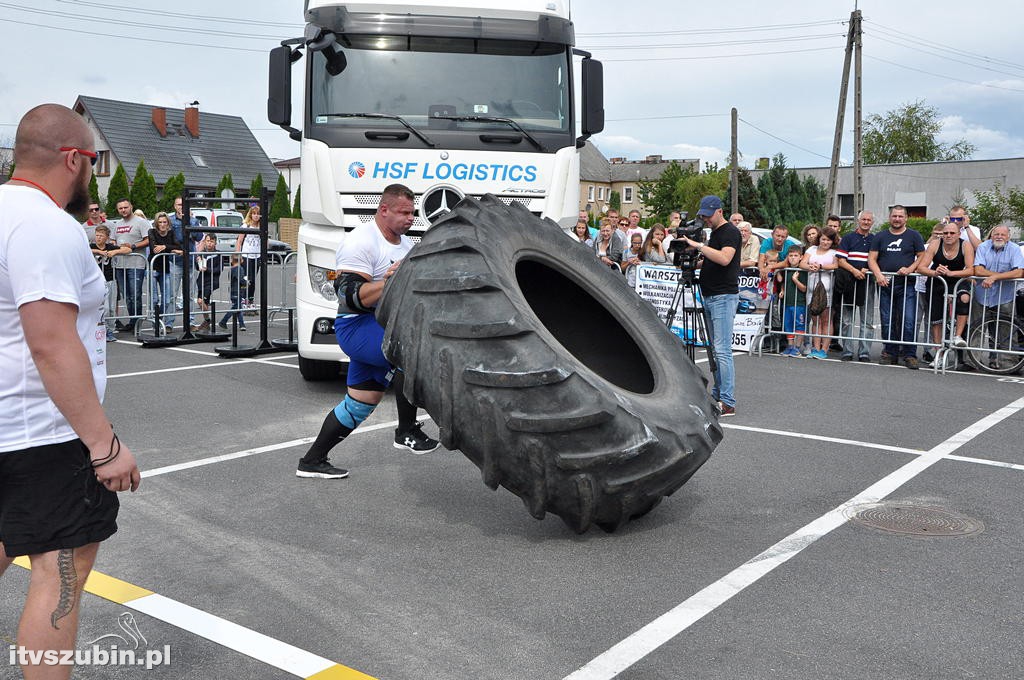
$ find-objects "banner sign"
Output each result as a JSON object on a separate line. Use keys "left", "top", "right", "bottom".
{"left": 635, "top": 265, "right": 766, "bottom": 350}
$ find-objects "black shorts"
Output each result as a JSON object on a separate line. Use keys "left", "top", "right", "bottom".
{"left": 0, "top": 439, "right": 119, "bottom": 557}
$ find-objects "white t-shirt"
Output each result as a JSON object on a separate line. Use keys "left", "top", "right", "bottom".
{"left": 335, "top": 221, "right": 412, "bottom": 282}
{"left": 0, "top": 185, "right": 107, "bottom": 453}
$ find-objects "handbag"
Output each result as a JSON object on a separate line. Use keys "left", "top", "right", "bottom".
{"left": 808, "top": 280, "right": 828, "bottom": 316}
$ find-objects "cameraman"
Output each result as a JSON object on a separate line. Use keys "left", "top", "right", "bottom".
{"left": 679, "top": 195, "right": 741, "bottom": 417}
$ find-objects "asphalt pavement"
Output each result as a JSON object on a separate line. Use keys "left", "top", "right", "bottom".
{"left": 2, "top": 329, "right": 1021, "bottom": 680}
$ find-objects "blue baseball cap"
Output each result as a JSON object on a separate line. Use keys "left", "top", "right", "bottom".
{"left": 696, "top": 195, "right": 723, "bottom": 217}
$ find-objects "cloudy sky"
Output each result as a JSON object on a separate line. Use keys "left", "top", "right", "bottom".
{"left": 1, "top": 0, "right": 1021, "bottom": 170}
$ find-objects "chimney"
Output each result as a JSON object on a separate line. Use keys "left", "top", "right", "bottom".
{"left": 184, "top": 105, "right": 200, "bottom": 138}
{"left": 152, "top": 107, "right": 167, "bottom": 137}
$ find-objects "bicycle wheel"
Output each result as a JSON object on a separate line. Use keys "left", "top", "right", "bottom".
{"left": 967, "top": 319, "right": 1024, "bottom": 374}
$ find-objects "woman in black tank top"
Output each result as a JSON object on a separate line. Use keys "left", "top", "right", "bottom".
{"left": 918, "top": 224, "right": 975, "bottom": 346}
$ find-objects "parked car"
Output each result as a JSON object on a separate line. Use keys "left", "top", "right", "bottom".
{"left": 191, "top": 209, "right": 293, "bottom": 263}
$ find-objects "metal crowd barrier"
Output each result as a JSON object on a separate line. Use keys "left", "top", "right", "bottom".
{"left": 102, "top": 252, "right": 296, "bottom": 342}
{"left": 753, "top": 266, "right": 1024, "bottom": 375}
{"left": 935, "top": 276, "right": 1024, "bottom": 375}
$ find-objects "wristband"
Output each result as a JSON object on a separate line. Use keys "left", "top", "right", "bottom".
{"left": 92, "top": 432, "right": 121, "bottom": 468}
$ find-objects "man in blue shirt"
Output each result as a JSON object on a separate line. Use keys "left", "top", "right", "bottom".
{"left": 972, "top": 224, "right": 1023, "bottom": 315}
{"left": 868, "top": 205, "right": 926, "bottom": 369}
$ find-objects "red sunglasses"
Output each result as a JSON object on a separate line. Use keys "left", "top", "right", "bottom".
{"left": 59, "top": 146, "right": 98, "bottom": 166}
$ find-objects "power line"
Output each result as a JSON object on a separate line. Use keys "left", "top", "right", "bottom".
{"left": 865, "top": 19, "right": 1024, "bottom": 72}
{"left": 606, "top": 114, "right": 728, "bottom": 122}
{"left": 0, "top": 17, "right": 269, "bottom": 52}
{"left": 737, "top": 118, "right": 833, "bottom": 162}
{"left": 866, "top": 25, "right": 1024, "bottom": 79}
{"left": 583, "top": 33, "right": 844, "bottom": 51}
{"left": 865, "top": 55, "right": 1024, "bottom": 94}
{"left": 0, "top": 3, "right": 283, "bottom": 40}
{"left": 55, "top": 0, "right": 301, "bottom": 29}
{"left": 578, "top": 19, "right": 843, "bottom": 38}
{"left": 600, "top": 45, "right": 841, "bottom": 63}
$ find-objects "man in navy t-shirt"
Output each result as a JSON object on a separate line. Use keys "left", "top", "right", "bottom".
{"left": 868, "top": 205, "right": 926, "bottom": 368}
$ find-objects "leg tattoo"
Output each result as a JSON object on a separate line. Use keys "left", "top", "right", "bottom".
{"left": 50, "top": 548, "right": 77, "bottom": 630}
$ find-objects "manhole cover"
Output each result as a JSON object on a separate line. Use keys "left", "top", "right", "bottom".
{"left": 845, "top": 503, "right": 984, "bottom": 537}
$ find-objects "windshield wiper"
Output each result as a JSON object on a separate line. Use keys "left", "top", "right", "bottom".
{"left": 430, "top": 115, "right": 547, "bottom": 153}
{"left": 320, "top": 112, "right": 437, "bottom": 148}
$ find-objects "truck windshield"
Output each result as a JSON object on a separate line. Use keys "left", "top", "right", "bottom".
{"left": 311, "top": 37, "right": 569, "bottom": 133}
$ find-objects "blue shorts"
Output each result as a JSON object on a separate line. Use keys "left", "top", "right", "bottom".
{"left": 335, "top": 314, "right": 394, "bottom": 389}
{"left": 783, "top": 305, "right": 806, "bottom": 334}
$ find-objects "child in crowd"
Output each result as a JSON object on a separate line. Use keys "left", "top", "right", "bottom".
{"left": 779, "top": 245, "right": 808, "bottom": 357}
{"left": 801, "top": 226, "right": 839, "bottom": 359}
{"left": 193, "top": 233, "right": 224, "bottom": 332}
{"left": 218, "top": 256, "right": 247, "bottom": 331}
{"left": 621, "top": 232, "right": 644, "bottom": 288}
{"left": 90, "top": 225, "right": 129, "bottom": 342}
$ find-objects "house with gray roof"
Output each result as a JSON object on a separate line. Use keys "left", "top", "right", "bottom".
{"left": 579, "top": 141, "right": 699, "bottom": 218}
{"left": 73, "top": 95, "right": 279, "bottom": 202}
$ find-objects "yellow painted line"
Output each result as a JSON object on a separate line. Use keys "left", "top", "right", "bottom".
{"left": 12, "top": 560, "right": 377, "bottom": 679}
{"left": 306, "top": 664, "right": 379, "bottom": 680}
{"left": 14, "top": 556, "right": 153, "bottom": 603}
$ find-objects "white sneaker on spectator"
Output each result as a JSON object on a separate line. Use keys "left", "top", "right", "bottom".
{"left": 953, "top": 335, "right": 967, "bottom": 347}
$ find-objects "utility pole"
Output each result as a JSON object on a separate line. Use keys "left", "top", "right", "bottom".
{"left": 824, "top": 10, "right": 861, "bottom": 221}
{"left": 730, "top": 107, "right": 738, "bottom": 215}
{"left": 853, "top": 10, "right": 863, "bottom": 214}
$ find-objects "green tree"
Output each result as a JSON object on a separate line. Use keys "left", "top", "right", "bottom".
{"left": 724, "top": 167, "right": 764, "bottom": 227}
{"left": 863, "top": 100, "right": 976, "bottom": 164}
{"left": 637, "top": 160, "right": 689, "bottom": 218}
{"left": 802, "top": 176, "right": 826, "bottom": 223}
{"left": 269, "top": 173, "right": 291, "bottom": 222}
{"left": 88, "top": 173, "right": 100, "bottom": 207}
{"left": 675, "top": 166, "right": 729, "bottom": 219}
{"left": 757, "top": 176, "right": 780, "bottom": 226}
{"left": 608, "top": 190, "right": 621, "bottom": 213}
{"left": 214, "top": 172, "right": 234, "bottom": 208}
{"left": 971, "top": 183, "right": 1024, "bottom": 232}
{"left": 129, "top": 160, "right": 158, "bottom": 217}
{"left": 160, "top": 172, "right": 186, "bottom": 213}
{"left": 291, "top": 185, "right": 302, "bottom": 218}
{"left": 249, "top": 174, "right": 264, "bottom": 200}
{"left": 105, "top": 164, "right": 130, "bottom": 215}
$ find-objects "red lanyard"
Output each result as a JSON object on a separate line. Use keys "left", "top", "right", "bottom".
{"left": 9, "top": 177, "right": 61, "bottom": 208}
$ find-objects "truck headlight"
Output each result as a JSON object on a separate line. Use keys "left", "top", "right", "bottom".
{"left": 308, "top": 265, "right": 338, "bottom": 302}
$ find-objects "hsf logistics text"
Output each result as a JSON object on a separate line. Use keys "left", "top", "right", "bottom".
{"left": 370, "top": 161, "right": 538, "bottom": 182}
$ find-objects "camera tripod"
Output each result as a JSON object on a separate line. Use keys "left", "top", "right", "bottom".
{"left": 664, "top": 270, "right": 717, "bottom": 372}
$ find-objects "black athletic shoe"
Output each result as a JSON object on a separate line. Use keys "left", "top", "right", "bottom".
{"left": 393, "top": 423, "right": 440, "bottom": 454}
{"left": 296, "top": 459, "right": 349, "bottom": 479}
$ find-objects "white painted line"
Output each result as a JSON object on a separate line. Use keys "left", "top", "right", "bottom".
{"left": 128, "top": 594, "right": 337, "bottom": 678}
{"left": 722, "top": 423, "right": 923, "bottom": 456}
{"left": 141, "top": 415, "right": 430, "bottom": 478}
{"left": 945, "top": 454, "right": 1024, "bottom": 472}
{"left": 563, "top": 395, "right": 1024, "bottom": 680}
{"left": 109, "top": 354, "right": 298, "bottom": 379}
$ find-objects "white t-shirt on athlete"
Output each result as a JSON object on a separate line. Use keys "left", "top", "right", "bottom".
{"left": 335, "top": 221, "right": 412, "bottom": 282}
{"left": 0, "top": 185, "right": 107, "bottom": 453}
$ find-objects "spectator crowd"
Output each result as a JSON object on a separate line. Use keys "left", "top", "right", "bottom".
{"left": 84, "top": 198, "right": 263, "bottom": 338}
{"left": 571, "top": 203, "right": 1024, "bottom": 372}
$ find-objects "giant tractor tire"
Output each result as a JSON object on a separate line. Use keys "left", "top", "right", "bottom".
{"left": 377, "top": 195, "right": 723, "bottom": 532}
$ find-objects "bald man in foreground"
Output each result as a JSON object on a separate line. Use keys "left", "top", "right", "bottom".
{"left": 0, "top": 103, "right": 140, "bottom": 679}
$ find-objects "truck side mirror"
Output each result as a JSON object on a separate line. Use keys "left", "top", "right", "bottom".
{"left": 268, "top": 45, "right": 302, "bottom": 141}
{"left": 578, "top": 58, "right": 604, "bottom": 146}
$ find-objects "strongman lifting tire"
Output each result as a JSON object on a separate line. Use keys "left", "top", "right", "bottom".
{"left": 376, "top": 195, "right": 723, "bottom": 532}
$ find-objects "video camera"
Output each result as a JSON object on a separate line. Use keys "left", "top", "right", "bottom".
{"left": 667, "top": 211, "right": 706, "bottom": 272}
